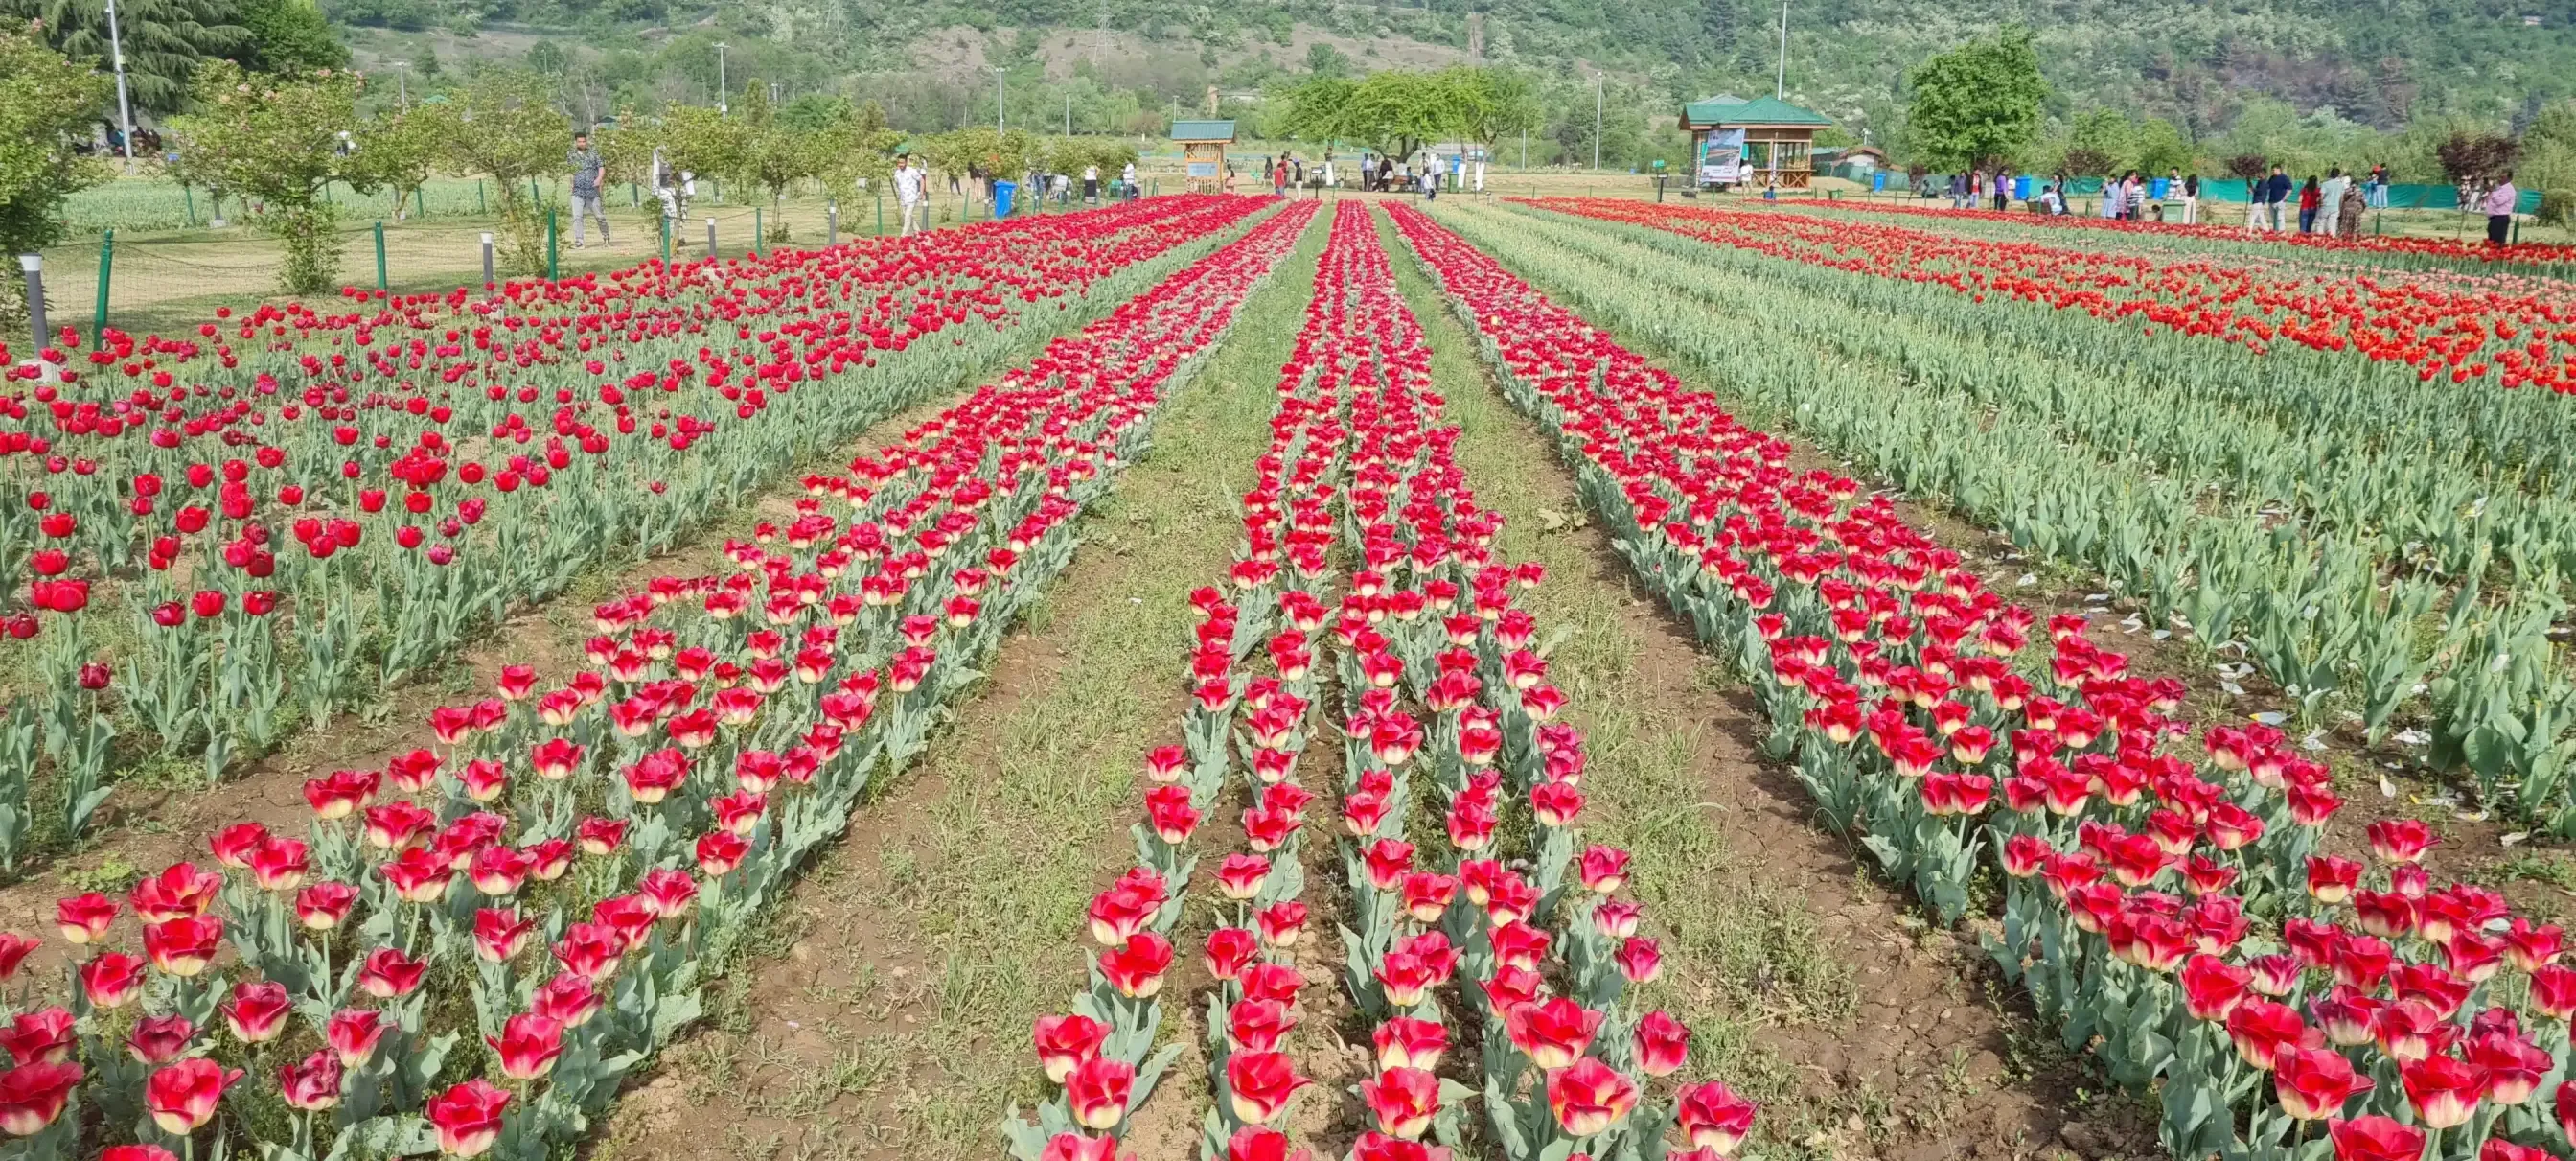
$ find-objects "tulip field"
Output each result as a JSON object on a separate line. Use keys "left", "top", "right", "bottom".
{"left": 8, "top": 185, "right": 2576, "bottom": 1161}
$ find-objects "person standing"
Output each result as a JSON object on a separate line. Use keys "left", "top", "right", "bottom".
{"left": 1945, "top": 171, "right": 1965, "bottom": 208}
{"left": 1272, "top": 156, "right": 1286, "bottom": 197}
{"left": 1122, "top": 158, "right": 1138, "bottom": 200}
{"left": 2296, "top": 175, "right": 2320, "bottom": 232}
{"left": 2318, "top": 167, "right": 2349, "bottom": 236}
{"left": 2336, "top": 174, "right": 2368, "bottom": 238}
{"left": 893, "top": 154, "right": 926, "bottom": 236}
{"left": 567, "top": 131, "right": 611, "bottom": 248}
{"left": 2485, "top": 171, "right": 2519, "bottom": 245}
{"left": 2368, "top": 162, "right": 2389, "bottom": 208}
{"left": 1082, "top": 163, "right": 1099, "bottom": 203}
{"left": 2102, "top": 174, "right": 2123, "bottom": 219}
{"left": 2181, "top": 172, "right": 2200, "bottom": 224}
{"left": 2264, "top": 165, "right": 2293, "bottom": 231}
{"left": 1993, "top": 166, "right": 2011, "bottom": 211}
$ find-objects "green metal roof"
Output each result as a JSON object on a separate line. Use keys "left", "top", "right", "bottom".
{"left": 1682, "top": 95, "right": 1832, "bottom": 128}
{"left": 1171, "top": 119, "right": 1237, "bottom": 142}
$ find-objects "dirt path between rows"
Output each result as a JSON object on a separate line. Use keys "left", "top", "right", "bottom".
{"left": 590, "top": 215, "right": 1330, "bottom": 1161}
{"left": 1380, "top": 209, "right": 2154, "bottom": 1161}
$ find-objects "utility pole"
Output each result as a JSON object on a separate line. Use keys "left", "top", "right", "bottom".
{"left": 995, "top": 69, "right": 1005, "bottom": 133}
{"left": 104, "top": 0, "right": 137, "bottom": 168}
{"left": 1065, "top": 93, "right": 1071, "bottom": 136}
{"left": 715, "top": 43, "right": 728, "bottom": 116}
{"left": 395, "top": 62, "right": 409, "bottom": 109}
{"left": 1776, "top": 1, "right": 1788, "bottom": 100}
{"left": 1592, "top": 73, "right": 1603, "bottom": 171}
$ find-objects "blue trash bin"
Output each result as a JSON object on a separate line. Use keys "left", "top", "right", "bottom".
{"left": 993, "top": 180, "right": 1018, "bottom": 219}
{"left": 2014, "top": 176, "right": 2032, "bottom": 201}
{"left": 2151, "top": 177, "right": 2170, "bottom": 200}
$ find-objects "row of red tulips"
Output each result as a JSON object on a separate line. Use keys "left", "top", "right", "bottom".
{"left": 0, "top": 197, "right": 1268, "bottom": 858}
{"left": 0, "top": 197, "right": 1312, "bottom": 1161}
{"left": 1390, "top": 200, "right": 2576, "bottom": 1161}
{"left": 1781, "top": 197, "right": 2576, "bottom": 271}
{"left": 1008, "top": 201, "right": 1757, "bottom": 1161}
{"left": 1535, "top": 197, "right": 2576, "bottom": 392}
{"left": 1000, "top": 197, "right": 1325, "bottom": 1161}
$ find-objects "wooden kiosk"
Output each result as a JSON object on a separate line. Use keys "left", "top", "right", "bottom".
{"left": 1680, "top": 95, "right": 1832, "bottom": 190}
{"left": 1173, "top": 119, "right": 1236, "bottom": 193}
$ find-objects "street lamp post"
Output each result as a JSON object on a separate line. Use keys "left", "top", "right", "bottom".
{"left": 715, "top": 43, "right": 728, "bottom": 116}
{"left": 395, "top": 62, "right": 409, "bottom": 109}
{"left": 103, "top": 0, "right": 137, "bottom": 168}
{"left": 994, "top": 69, "right": 1005, "bottom": 134}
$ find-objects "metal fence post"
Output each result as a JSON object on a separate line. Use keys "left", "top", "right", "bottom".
{"left": 184, "top": 187, "right": 196, "bottom": 227}
{"left": 92, "top": 230, "right": 113, "bottom": 348}
{"left": 476, "top": 181, "right": 486, "bottom": 215}
{"left": 827, "top": 201, "right": 838, "bottom": 244}
{"left": 18, "top": 255, "right": 47, "bottom": 358}
{"left": 416, "top": 188, "right": 426, "bottom": 219}
{"left": 752, "top": 207, "right": 763, "bottom": 255}
{"left": 375, "top": 221, "right": 387, "bottom": 290}
{"left": 875, "top": 191, "right": 883, "bottom": 237}
{"left": 481, "top": 233, "right": 494, "bottom": 287}
{"left": 705, "top": 217, "right": 717, "bottom": 259}
{"left": 546, "top": 209, "right": 559, "bottom": 281}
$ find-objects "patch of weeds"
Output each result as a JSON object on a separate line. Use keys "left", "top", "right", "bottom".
{"left": 2488, "top": 850, "right": 2576, "bottom": 892}
{"left": 62, "top": 855, "right": 141, "bottom": 895}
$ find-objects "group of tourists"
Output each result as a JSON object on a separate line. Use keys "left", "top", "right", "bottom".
{"left": 1924, "top": 157, "right": 2529, "bottom": 244}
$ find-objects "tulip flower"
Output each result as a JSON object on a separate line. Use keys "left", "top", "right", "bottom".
{"left": 80, "top": 951, "right": 145, "bottom": 1008}
{"left": 487, "top": 1013, "right": 565, "bottom": 1080}
{"left": 1361, "top": 1067, "right": 1441, "bottom": 1139}
{"left": 0, "top": 1061, "right": 82, "bottom": 1135}
{"left": 426, "top": 1079, "right": 512, "bottom": 1158}
{"left": 278, "top": 1051, "right": 342, "bottom": 1111}
{"left": 327, "top": 1008, "right": 388, "bottom": 1068}
{"left": 530, "top": 972, "right": 602, "bottom": 1029}
{"left": 54, "top": 893, "right": 116, "bottom": 944}
{"left": 224, "top": 979, "right": 292, "bottom": 1043}
{"left": 145, "top": 1057, "right": 242, "bottom": 1135}
{"left": 1033, "top": 1014, "right": 1108, "bottom": 1084}
{"left": 1546, "top": 1057, "right": 1640, "bottom": 1136}
{"left": 2325, "top": 1116, "right": 2425, "bottom": 1161}
{"left": 1676, "top": 1080, "right": 1758, "bottom": 1154}
{"left": 0, "top": 1011, "right": 76, "bottom": 1067}
{"left": 1063, "top": 1057, "right": 1134, "bottom": 1131}
{"left": 2273, "top": 1046, "right": 2373, "bottom": 1120}
{"left": 1635, "top": 1010, "right": 1691, "bottom": 1077}
{"left": 1224, "top": 1051, "right": 1310, "bottom": 1125}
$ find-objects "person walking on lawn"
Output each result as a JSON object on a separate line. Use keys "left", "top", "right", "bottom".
{"left": 569, "top": 132, "right": 610, "bottom": 247}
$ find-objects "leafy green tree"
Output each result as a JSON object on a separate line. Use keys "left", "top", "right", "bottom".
{"left": 165, "top": 60, "right": 376, "bottom": 293}
{"left": 724, "top": 82, "right": 827, "bottom": 240}
{"left": 1305, "top": 42, "right": 1350, "bottom": 77}
{"left": 8, "top": 0, "right": 248, "bottom": 113}
{"left": 236, "top": 0, "right": 343, "bottom": 73}
{"left": 422, "top": 69, "right": 566, "bottom": 277}
{"left": 360, "top": 104, "right": 439, "bottom": 221}
{"left": 1445, "top": 67, "right": 1541, "bottom": 157}
{"left": 2134, "top": 117, "right": 2196, "bottom": 174}
{"left": 1905, "top": 26, "right": 2046, "bottom": 171}
{"left": 1275, "top": 70, "right": 1463, "bottom": 163}
{"left": 0, "top": 30, "right": 111, "bottom": 327}
{"left": 526, "top": 39, "right": 566, "bottom": 76}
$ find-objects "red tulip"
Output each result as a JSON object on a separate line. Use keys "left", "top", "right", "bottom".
{"left": 1361, "top": 1066, "right": 1440, "bottom": 1139}
{"left": 1034, "top": 1013, "right": 1108, "bottom": 1084}
{"left": 80, "top": 951, "right": 145, "bottom": 1008}
{"left": 0, "top": 1010, "right": 76, "bottom": 1066}
{"left": 486, "top": 1013, "right": 564, "bottom": 1080}
{"left": 358, "top": 946, "right": 427, "bottom": 998}
{"left": 223, "top": 979, "right": 291, "bottom": 1043}
{"left": 425, "top": 1079, "right": 511, "bottom": 1157}
{"left": 145, "top": 1057, "right": 242, "bottom": 1135}
{"left": 1546, "top": 1057, "right": 1640, "bottom": 1136}
{"left": 2325, "top": 1116, "right": 2424, "bottom": 1161}
{"left": 278, "top": 1051, "right": 342, "bottom": 1111}
{"left": 54, "top": 893, "right": 115, "bottom": 944}
{"left": 1224, "top": 1050, "right": 1310, "bottom": 1126}
{"left": 326, "top": 1008, "right": 387, "bottom": 1067}
{"left": 2273, "top": 1046, "right": 2373, "bottom": 1120}
{"left": 1064, "top": 1056, "right": 1133, "bottom": 1131}
{"left": 1504, "top": 997, "right": 1603, "bottom": 1071}
{"left": 0, "top": 1061, "right": 81, "bottom": 1136}
{"left": 296, "top": 881, "right": 359, "bottom": 929}
{"left": 2399, "top": 1053, "right": 2483, "bottom": 1129}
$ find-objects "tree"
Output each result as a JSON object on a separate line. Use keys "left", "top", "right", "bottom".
{"left": 8, "top": 0, "right": 249, "bottom": 113}
{"left": 165, "top": 61, "right": 377, "bottom": 293}
{"left": 526, "top": 39, "right": 567, "bottom": 76}
{"left": 1275, "top": 70, "right": 1466, "bottom": 163}
{"left": 1305, "top": 43, "right": 1350, "bottom": 78}
{"left": 360, "top": 105, "right": 439, "bottom": 221}
{"left": 2224, "top": 153, "right": 2269, "bottom": 182}
{"left": 1446, "top": 67, "right": 1540, "bottom": 156}
{"left": 725, "top": 81, "right": 826, "bottom": 241}
{"left": 0, "top": 30, "right": 111, "bottom": 328}
{"left": 422, "top": 69, "right": 566, "bottom": 277}
{"left": 2435, "top": 131, "right": 2518, "bottom": 187}
{"left": 236, "top": 0, "right": 344, "bottom": 73}
{"left": 2134, "top": 117, "right": 2195, "bottom": 174}
{"left": 1904, "top": 26, "right": 2046, "bottom": 171}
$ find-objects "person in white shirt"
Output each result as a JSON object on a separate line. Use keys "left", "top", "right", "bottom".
{"left": 893, "top": 156, "right": 926, "bottom": 235}
{"left": 1121, "top": 160, "right": 1137, "bottom": 200}
{"left": 1082, "top": 164, "right": 1100, "bottom": 203}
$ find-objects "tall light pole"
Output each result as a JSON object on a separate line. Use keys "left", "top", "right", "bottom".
{"left": 994, "top": 68, "right": 1005, "bottom": 134}
{"left": 1591, "top": 73, "right": 1603, "bottom": 172}
{"left": 1064, "top": 92, "right": 1071, "bottom": 136}
{"left": 715, "top": 43, "right": 728, "bottom": 117}
{"left": 395, "top": 62, "right": 409, "bottom": 109}
{"left": 103, "top": 0, "right": 137, "bottom": 167}
{"left": 1775, "top": 0, "right": 1788, "bottom": 100}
